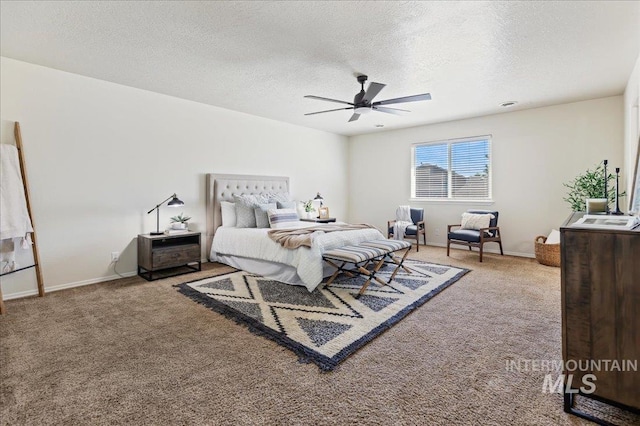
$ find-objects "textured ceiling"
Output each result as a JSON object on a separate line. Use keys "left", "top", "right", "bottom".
{"left": 1, "top": 1, "right": 639, "bottom": 136}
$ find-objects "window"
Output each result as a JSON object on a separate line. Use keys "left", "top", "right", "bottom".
{"left": 412, "top": 136, "right": 492, "bottom": 200}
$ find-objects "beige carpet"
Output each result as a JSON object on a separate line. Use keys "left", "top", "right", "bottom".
{"left": 1, "top": 247, "right": 638, "bottom": 425}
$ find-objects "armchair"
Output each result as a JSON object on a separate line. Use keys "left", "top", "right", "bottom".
{"left": 447, "top": 210, "right": 503, "bottom": 262}
{"left": 388, "top": 207, "right": 426, "bottom": 251}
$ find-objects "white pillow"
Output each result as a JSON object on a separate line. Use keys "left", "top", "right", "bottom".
{"left": 460, "top": 213, "right": 494, "bottom": 230}
{"left": 267, "top": 208, "right": 300, "bottom": 229}
{"left": 545, "top": 229, "right": 560, "bottom": 245}
{"left": 220, "top": 201, "right": 236, "bottom": 227}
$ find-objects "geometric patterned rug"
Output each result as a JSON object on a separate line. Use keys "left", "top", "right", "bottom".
{"left": 176, "top": 259, "right": 469, "bottom": 371}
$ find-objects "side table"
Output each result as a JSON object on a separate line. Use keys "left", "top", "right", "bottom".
{"left": 137, "top": 231, "right": 201, "bottom": 281}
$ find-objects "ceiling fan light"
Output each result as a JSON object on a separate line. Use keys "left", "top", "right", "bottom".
{"left": 355, "top": 106, "right": 372, "bottom": 114}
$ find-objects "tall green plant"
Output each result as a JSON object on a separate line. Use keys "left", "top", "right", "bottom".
{"left": 563, "top": 164, "right": 625, "bottom": 212}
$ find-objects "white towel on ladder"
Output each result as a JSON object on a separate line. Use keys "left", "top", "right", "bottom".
{"left": 393, "top": 205, "right": 413, "bottom": 240}
{"left": 0, "top": 144, "right": 34, "bottom": 271}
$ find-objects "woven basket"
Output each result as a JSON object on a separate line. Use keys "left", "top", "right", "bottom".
{"left": 534, "top": 236, "right": 561, "bottom": 267}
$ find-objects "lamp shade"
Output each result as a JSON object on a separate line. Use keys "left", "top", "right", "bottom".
{"left": 314, "top": 192, "right": 323, "bottom": 201}
{"left": 168, "top": 194, "right": 184, "bottom": 206}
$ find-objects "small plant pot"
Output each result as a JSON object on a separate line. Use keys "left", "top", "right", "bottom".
{"left": 171, "top": 223, "right": 187, "bottom": 230}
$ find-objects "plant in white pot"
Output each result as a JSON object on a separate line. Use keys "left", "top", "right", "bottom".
{"left": 301, "top": 200, "right": 316, "bottom": 219}
{"left": 170, "top": 213, "right": 191, "bottom": 230}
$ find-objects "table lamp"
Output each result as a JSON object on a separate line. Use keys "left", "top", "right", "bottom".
{"left": 147, "top": 193, "right": 184, "bottom": 235}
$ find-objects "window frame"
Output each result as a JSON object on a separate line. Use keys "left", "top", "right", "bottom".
{"left": 410, "top": 135, "right": 493, "bottom": 203}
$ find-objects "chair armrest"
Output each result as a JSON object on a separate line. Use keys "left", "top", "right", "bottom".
{"left": 447, "top": 224, "right": 462, "bottom": 232}
{"left": 416, "top": 220, "right": 425, "bottom": 230}
{"left": 480, "top": 226, "right": 500, "bottom": 238}
{"left": 388, "top": 219, "right": 396, "bottom": 228}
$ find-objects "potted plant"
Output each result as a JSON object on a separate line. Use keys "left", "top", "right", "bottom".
{"left": 301, "top": 200, "right": 316, "bottom": 219}
{"left": 170, "top": 212, "right": 191, "bottom": 230}
{"left": 563, "top": 164, "right": 625, "bottom": 212}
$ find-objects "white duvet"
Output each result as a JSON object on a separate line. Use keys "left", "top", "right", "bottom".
{"left": 210, "top": 222, "right": 384, "bottom": 291}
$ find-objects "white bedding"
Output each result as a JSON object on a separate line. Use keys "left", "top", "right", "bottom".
{"left": 210, "top": 221, "right": 384, "bottom": 291}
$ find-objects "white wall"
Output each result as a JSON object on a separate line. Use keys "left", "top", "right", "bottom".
{"left": 623, "top": 54, "right": 640, "bottom": 208}
{"left": 347, "top": 97, "right": 624, "bottom": 256}
{"left": 0, "top": 55, "right": 631, "bottom": 300}
{"left": 0, "top": 57, "right": 348, "bottom": 299}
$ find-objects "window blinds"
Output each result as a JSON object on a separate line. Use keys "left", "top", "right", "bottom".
{"left": 413, "top": 137, "right": 491, "bottom": 200}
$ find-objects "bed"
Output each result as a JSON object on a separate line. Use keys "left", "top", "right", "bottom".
{"left": 205, "top": 173, "right": 384, "bottom": 291}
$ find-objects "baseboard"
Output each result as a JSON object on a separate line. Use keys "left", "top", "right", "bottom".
{"left": 3, "top": 270, "right": 139, "bottom": 301}
{"left": 424, "top": 242, "right": 536, "bottom": 259}
{"left": 3, "top": 258, "right": 209, "bottom": 301}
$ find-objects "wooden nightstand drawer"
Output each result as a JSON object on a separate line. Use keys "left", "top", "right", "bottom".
{"left": 153, "top": 244, "right": 200, "bottom": 268}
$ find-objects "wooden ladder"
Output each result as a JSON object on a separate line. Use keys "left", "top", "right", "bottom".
{"left": 0, "top": 122, "right": 45, "bottom": 314}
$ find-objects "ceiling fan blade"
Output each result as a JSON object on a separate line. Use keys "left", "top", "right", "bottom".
{"left": 348, "top": 113, "right": 360, "bottom": 122}
{"left": 304, "top": 107, "right": 353, "bottom": 116}
{"left": 304, "top": 95, "right": 354, "bottom": 106}
{"left": 373, "top": 106, "right": 411, "bottom": 115}
{"left": 372, "top": 93, "right": 431, "bottom": 106}
{"left": 362, "top": 82, "right": 386, "bottom": 103}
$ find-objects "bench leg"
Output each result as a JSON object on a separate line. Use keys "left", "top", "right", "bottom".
{"left": 388, "top": 247, "right": 412, "bottom": 283}
{"left": 356, "top": 258, "right": 386, "bottom": 298}
{"left": 325, "top": 259, "right": 346, "bottom": 285}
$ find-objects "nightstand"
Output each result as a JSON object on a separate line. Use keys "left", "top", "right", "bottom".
{"left": 300, "top": 218, "right": 337, "bottom": 223}
{"left": 137, "top": 231, "right": 201, "bottom": 281}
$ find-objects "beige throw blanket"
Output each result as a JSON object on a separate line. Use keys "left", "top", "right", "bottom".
{"left": 268, "top": 224, "right": 377, "bottom": 249}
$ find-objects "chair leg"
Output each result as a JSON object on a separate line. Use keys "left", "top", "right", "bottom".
{"left": 416, "top": 234, "right": 419, "bottom": 252}
{"left": 498, "top": 240, "right": 504, "bottom": 255}
{"left": 446, "top": 239, "right": 450, "bottom": 256}
{"left": 479, "top": 244, "right": 484, "bottom": 262}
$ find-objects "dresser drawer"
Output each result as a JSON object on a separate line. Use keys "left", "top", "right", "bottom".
{"left": 152, "top": 244, "right": 200, "bottom": 269}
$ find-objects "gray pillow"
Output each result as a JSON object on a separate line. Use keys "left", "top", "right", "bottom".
{"left": 267, "top": 192, "right": 291, "bottom": 204}
{"left": 233, "top": 194, "right": 268, "bottom": 228}
{"left": 254, "top": 203, "right": 277, "bottom": 228}
{"left": 276, "top": 200, "right": 296, "bottom": 210}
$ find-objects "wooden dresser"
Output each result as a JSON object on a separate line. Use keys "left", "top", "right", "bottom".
{"left": 560, "top": 213, "right": 640, "bottom": 421}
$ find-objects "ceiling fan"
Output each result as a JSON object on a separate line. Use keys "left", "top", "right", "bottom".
{"left": 304, "top": 75, "right": 431, "bottom": 122}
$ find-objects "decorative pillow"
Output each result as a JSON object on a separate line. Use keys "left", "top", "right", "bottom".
{"left": 545, "top": 229, "right": 560, "bottom": 245}
{"left": 220, "top": 201, "right": 236, "bottom": 227}
{"left": 254, "top": 203, "right": 277, "bottom": 228}
{"left": 267, "top": 208, "right": 300, "bottom": 229}
{"left": 276, "top": 200, "right": 296, "bottom": 210}
{"left": 233, "top": 194, "right": 269, "bottom": 228}
{"left": 460, "top": 213, "right": 494, "bottom": 230}
{"left": 267, "top": 192, "right": 291, "bottom": 204}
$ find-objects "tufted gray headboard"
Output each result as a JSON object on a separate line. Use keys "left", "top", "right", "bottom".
{"left": 205, "top": 173, "right": 290, "bottom": 257}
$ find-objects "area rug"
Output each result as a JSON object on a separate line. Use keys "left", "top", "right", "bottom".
{"left": 176, "top": 259, "right": 469, "bottom": 371}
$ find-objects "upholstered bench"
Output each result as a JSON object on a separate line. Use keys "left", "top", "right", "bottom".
{"left": 359, "top": 239, "right": 412, "bottom": 283}
{"left": 322, "top": 239, "right": 412, "bottom": 297}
